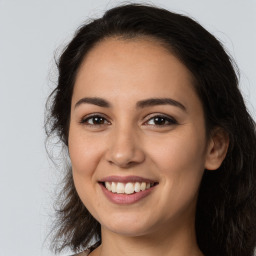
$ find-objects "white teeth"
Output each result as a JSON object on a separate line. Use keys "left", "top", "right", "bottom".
{"left": 111, "top": 182, "right": 117, "bottom": 193}
{"left": 116, "top": 182, "right": 125, "bottom": 194}
{"left": 104, "top": 181, "right": 154, "bottom": 194}
{"left": 134, "top": 182, "right": 141, "bottom": 192}
{"left": 125, "top": 182, "right": 134, "bottom": 194}
{"left": 141, "top": 182, "right": 146, "bottom": 191}
{"left": 106, "top": 181, "right": 111, "bottom": 191}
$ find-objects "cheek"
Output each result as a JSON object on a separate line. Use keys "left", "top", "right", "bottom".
{"left": 149, "top": 130, "right": 206, "bottom": 171}
{"left": 147, "top": 128, "right": 206, "bottom": 198}
{"left": 145, "top": 132, "right": 206, "bottom": 219}
{"left": 68, "top": 127, "right": 104, "bottom": 217}
{"left": 68, "top": 126, "right": 103, "bottom": 178}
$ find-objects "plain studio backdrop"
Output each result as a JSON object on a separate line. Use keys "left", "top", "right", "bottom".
{"left": 0, "top": 0, "right": 255, "bottom": 255}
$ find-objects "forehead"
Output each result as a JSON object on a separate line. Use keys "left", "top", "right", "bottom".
{"left": 73, "top": 37, "right": 197, "bottom": 108}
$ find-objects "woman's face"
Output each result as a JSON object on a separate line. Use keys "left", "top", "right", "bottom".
{"left": 69, "top": 38, "right": 211, "bottom": 237}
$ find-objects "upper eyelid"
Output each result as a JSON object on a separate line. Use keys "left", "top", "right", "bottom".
{"left": 81, "top": 113, "right": 110, "bottom": 120}
{"left": 144, "top": 112, "right": 173, "bottom": 118}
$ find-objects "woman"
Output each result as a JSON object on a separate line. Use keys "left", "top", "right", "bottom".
{"left": 45, "top": 4, "right": 256, "bottom": 256}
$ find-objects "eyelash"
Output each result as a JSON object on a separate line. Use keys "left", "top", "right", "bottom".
{"left": 80, "top": 114, "right": 110, "bottom": 126}
{"left": 144, "top": 114, "right": 178, "bottom": 126}
{"left": 80, "top": 113, "right": 178, "bottom": 127}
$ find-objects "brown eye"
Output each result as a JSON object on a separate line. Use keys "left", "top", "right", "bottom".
{"left": 81, "top": 115, "right": 110, "bottom": 126}
{"left": 146, "top": 115, "right": 177, "bottom": 126}
{"left": 152, "top": 117, "right": 167, "bottom": 125}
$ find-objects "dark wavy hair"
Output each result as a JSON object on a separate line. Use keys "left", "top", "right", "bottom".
{"left": 45, "top": 3, "right": 256, "bottom": 256}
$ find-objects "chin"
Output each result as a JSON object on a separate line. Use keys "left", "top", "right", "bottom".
{"left": 100, "top": 212, "right": 158, "bottom": 237}
{"left": 104, "top": 224, "right": 151, "bottom": 237}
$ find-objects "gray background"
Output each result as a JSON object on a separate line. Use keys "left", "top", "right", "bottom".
{"left": 0, "top": 0, "right": 255, "bottom": 255}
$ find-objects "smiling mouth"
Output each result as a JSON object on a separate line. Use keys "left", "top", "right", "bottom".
{"left": 100, "top": 181, "right": 158, "bottom": 195}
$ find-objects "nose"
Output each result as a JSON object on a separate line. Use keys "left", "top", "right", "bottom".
{"left": 105, "top": 126, "right": 145, "bottom": 168}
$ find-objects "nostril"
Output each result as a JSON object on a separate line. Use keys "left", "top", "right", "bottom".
{"left": 107, "top": 159, "right": 138, "bottom": 169}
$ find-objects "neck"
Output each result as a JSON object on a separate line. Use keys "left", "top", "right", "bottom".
{"left": 93, "top": 218, "right": 203, "bottom": 256}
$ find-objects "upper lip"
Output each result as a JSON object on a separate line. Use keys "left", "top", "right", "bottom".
{"left": 98, "top": 175, "right": 158, "bottom": 183}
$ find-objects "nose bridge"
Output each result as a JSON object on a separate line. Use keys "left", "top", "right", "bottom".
{"left": 106, "top": 121, "right": 145, "bottom": 168}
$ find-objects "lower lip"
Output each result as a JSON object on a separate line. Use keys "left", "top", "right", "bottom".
{"left": 100, "top": 183, "right": 156, "bottom": 205}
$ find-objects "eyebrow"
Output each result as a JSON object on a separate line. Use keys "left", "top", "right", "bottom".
{"left": 75, "top": 97, "right": 111, "bottom": 108}
{"left": 136, "top": 98, "right": 186, "bottom": 111}
{"left": 74, "top": 97, "right": 186, "bottom": 112}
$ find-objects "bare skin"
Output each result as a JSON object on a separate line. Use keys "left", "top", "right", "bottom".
{"left": 69, "top": 37, "right": 229, "bottom": 256}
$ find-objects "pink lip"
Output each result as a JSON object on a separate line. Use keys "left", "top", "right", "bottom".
{"left": 99, "top": 175, "right": 157, "bottom": 183}
{"left": 99, "top": 176, "right": 158, "bottom": 205}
